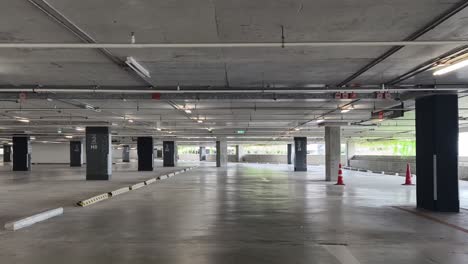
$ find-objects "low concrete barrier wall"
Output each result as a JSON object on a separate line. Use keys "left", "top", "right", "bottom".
{"left": 460, "top": 157, "right": 468, "bottom": 180}
{"left": 242, "top": 155, "right": 286, "bottom": 164}
{"left": 349, "top": 155, "right": 468, "bottom": 180}
{"left": 205, "top": 154, "right": 237, "bottom": 162}
{"left": 349, "top": 155, "right": 416, "bottom": 175}
{"left": 179, "top": 154, "right": 199, "bottom": 161}
{"left": 187, "top": 154, "right": 346, "bottom": 165}
{"left": 241, "top": 155, "right": 345, "bottom": 165}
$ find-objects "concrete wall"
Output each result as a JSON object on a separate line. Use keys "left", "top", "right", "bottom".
{"left": 31, "top": 142, "right": 70, "bottom": 164}
{"left": 459, "top": 157, "right": 468, "bottom": 180}
{"left": 242, "top": 154, "right": 287, "bottom": 164}
{"left": 112, "top": 148, "right": 137, "bottom": 162}
{"left": 241, "top": 154, "right": 346, "bottom": 165}
{"left": 179, "top": 153, "right": 346, "bottom": 165}
{"left": 349, "top": 155, "right": 415, "bottom": 174}
{"left": 179, "top": 154, "right": 199, "bottom": 161}
{"left": 30, "top": 144, "right": 140, "bottom": 164}
{"left": 205, "top": 154, "right": 237, "bottom": 162}
{"left": 349, "top": 155, "right": 468, "bottom": 180}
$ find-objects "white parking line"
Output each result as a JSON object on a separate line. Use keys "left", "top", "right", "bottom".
{"left": 322, "top": 245, "right": 361, "bottom": 264}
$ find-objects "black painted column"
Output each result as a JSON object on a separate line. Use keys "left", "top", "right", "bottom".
{"left": 122, "top": 145, "right": 130, "bottom": 162}
{"left": 294, "top": 137, "right": 307, "bottom": 171}
{"left": 199, "top": 146, "right": 206, "bottom": 161}
{"left": 13, "top": 136, "right": 31, "bottom": 171}
{"left": 3, "top": 145, "right": 12, "bottom": 162}
{"left": 416, "top": 94, "right": 459, "bottom": 212}
{"left": 287, "top": 144, "right": 293, "bottom": 165}
{"left": 137, "top": 137, "right": 154, "bottom": 171}
{"left": 70, "top": 141, "right": 83, "bottom": 167}
{"left": 86, "top": 127, "right": 112, "bottom": 180}
{"left": 163, "top": 141, "right": 176, "bottom": 167}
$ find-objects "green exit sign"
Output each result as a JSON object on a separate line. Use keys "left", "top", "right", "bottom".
{"left": 237, "top": 130, "right": 246, "bottom": 134}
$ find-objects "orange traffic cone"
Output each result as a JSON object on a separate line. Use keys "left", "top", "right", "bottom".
{"left": 402, "top": 163, "right": 414, "bottom": 185}
{"left": 335, "top": 163, "right": 345, "bottom": 185}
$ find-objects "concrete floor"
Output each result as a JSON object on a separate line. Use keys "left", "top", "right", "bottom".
{"left": 1, "top": 162, "right": 468, "bottom": 263}
{"left": 0, "top": 161, "right": 194, "bottom": 225}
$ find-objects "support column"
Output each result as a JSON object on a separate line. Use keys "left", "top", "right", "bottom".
{"left": 70, "top": 141, "right": 83, "bottom": 167}
{"left": 287, "top": 143, "right": 293, "bottom": 165}
{"left": 325, "top": 126, "right": 341, "bottom": 182}
{"left": 416, "top": 94, "right": 459, "bottom": 212}
{"left": 12, "top": 136, "right": 31, "bottom": 171}
{"left": 156, "top": 148, "right": 163, "bottom": 159}
{"left": 294, "top": 137, "right": 307, "bottom": 171}
{"left": 86, "top": 127, "right": 112, "bottom": 180}
{"left": 163, "top": 141, "right": 176, "bottom": 167}
{"left": 122, "top": 145, "right": 130, "bottom": 162}
{"left": 346, "top": 140, "right": 356, "bottom": 167}
{"left": 3, "top": 145, "right": 12, "bottom": 162}
{"left": 137, "top": 137, "right": 154, "bottom": 171}
{"left": 199, "top": 146, "right": 206, "bottom": 161}
{"left": 216, "top": 139, "right": 228, "bottom": 167}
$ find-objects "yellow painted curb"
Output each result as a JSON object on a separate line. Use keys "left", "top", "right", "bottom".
{"left": 77, "top": 193, "right": 109, "bottom": 207}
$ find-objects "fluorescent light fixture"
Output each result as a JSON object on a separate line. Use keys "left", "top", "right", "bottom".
{"left": 156, "top": 127, "right": 162, "bottom": 131}
{"left": 57, "top": 129, "right": 62, "bottom": 134}
{"left": 185, "top": 109, "right": 192, "bottom": 114}
{"left": 316, "top": 119, "right": 325, "bottom": 123}
{"left": 128, "top": 119, "right": 134, "bottom": 123}
{"left": 18, "top": 119, "right": 30, "bottom": 123}
{"left": 294, "top": 128, "right": 300, "bottom": 131}
{"left": 125, "top": 57, "right": 151, "bottom": 78}
{"left": 30, "top": 136, "right": 36, "bottom": 140}
{"left": 341, "top": 109, "right": 351, "bottom": 113}
{"left": 65, "top": 135, "right": 73, "bottom": 139}
{"left": 197, "top": 120, "right": 203, "bottom": 123}
{"left": 75, "top": 127, "right": 85, "bottom": 131}
{"left": 434, "top": 59, "right": 468, "bottom": 75}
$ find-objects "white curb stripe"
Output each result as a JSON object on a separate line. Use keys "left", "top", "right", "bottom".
{"left": 5, "top": 207, "right": 63, "bottom": 231}
{"left": 130, "top": 182, "right": 145, "bottom": 190}
{"left": 109, "top": 187, "right": 130, "bottom": 196}
{"left": 145, "top": 178, "right": 157, "bottom": 185}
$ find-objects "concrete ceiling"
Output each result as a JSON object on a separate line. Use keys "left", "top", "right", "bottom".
{"left": 1, "top": 0, "right": 468, "bottom": 144}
